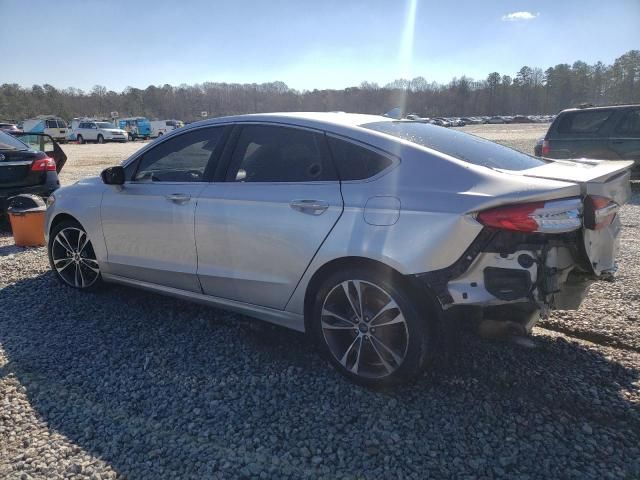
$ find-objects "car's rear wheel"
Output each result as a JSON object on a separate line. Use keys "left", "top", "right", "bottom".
{"left": 77, "top": 134, "right": 84, "bottom": 144}
{"left": 48, "top": 220, "right": 102, "bottom": 290}
{"left": 310, "top": 267, "right": 433, "bottom": 386}
{"left": 97, "top": 134, "right": 104, "bottom": 144}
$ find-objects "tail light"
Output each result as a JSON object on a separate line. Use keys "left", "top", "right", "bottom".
{"left": 541, "top": 140, "right": 550, "bottom": 156}
{"left": 477, "top": 198, "right": 582, "bottom": 233}
{"left": 31, "top": 157, "right": 57, "bottom": 172}
{"left": 584, "top": 195, "right": 618, "bottom": 230}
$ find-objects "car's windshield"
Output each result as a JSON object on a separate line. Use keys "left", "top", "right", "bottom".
{"left": 363, "top": 121, "right": 548, "bottom": 171}
{"left": 96, "top": 122, "right": 113, "bottom": 128}
{"left": 0, "top": 131, "right": 28, "bottom": 151}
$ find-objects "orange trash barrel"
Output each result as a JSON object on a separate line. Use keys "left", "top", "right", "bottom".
{"left": 8, "top": 194, "right": 47, "bottom": 247}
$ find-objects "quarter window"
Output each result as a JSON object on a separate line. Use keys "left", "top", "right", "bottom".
{"left": 327, "top": 136, "right": 393, "bottom": 180}
{"left": 133, "top": 127, "right": 224, "bottom": 182}
{"left": 229, "top": 125, "right": 337, "bottom": 182}
{"left": 615, "top": 109, "right": 640, "bottom": 137}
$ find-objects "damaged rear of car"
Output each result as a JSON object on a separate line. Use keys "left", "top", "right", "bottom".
{"left": 364, "top": 120, "right": 632, "bottom": 334}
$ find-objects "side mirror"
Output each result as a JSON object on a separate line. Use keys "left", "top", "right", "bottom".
{"left": 101, "top": 166, "right": 125, "bottom": 185}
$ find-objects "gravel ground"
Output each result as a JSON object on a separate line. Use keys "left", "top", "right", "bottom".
{"left": 1, "top": 125, "right": 638, "bottom": 479}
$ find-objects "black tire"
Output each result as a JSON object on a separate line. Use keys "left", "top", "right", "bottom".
{"left": 309, "top": 266, "right": 435, "bottom": 387}
{"left": 76, "top": 134, "right": 84, "bottom": 144}
{"left": 97, "top": 134, "right": 104, "bottom": 144}
{"left": 48, "top": 219, "right": 103, "bottom": 291}
{"left": 128, "top": 133, "right": 133, "bottom": 141}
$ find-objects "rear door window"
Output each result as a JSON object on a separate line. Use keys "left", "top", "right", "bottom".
{"left": 557, "top": 110, "right": 613, "bottom": 134}
{"left": 228, "top": 125, "right": 337, "bottom": 182}
{"left": 46, "top": 120, "right": 58, "bottom": 128}
{"left": 614, "top": 109, "right": 640, "bottom": 137}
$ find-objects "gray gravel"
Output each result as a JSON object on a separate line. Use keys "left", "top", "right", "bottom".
{"left": 1, "top": 127, "right": 639, "bottom": 479}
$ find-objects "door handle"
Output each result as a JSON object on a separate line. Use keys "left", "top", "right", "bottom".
{"left": 165, "top": 193, "right": 191, "bottom": 204}
{"left": 290, "top": 199, "right": 329, "bottom": 215}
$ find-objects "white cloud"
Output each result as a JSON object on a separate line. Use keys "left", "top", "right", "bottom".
{"left": 501, "top": 11, "right": 539, "bottom": 21}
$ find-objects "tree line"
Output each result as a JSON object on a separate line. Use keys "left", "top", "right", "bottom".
{"left": 1, "top": 50, "right": 638, "bottom": 123}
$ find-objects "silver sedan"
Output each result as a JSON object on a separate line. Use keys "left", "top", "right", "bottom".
{"left": 45, "top": 113, "right": 632, "bottom": 386}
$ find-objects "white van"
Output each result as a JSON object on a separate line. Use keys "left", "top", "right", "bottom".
{"left": 22, "top": 116, "right": 68, "bottom": 143}
{"left": 150, "top": 119, "right": 183, "bottom": 138}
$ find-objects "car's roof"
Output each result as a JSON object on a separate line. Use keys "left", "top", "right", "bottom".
{"left": 188, "top": 112, "right": 391, "bottom": 130}
{"left": 559, "top": 103, "right": 640, "bottom": 114}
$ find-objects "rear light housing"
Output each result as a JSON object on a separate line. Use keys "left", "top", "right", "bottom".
{"left": 477, "top": 198, "right": 582, "bottom": 233}
{"left": 541, "top": 140, "right": 550, "bottom": 156}
{"left": 584, "top": 195, "right": 618, "bottom": 230}
{"left": 31, "top": 157, "right": 57, "bottom": 172}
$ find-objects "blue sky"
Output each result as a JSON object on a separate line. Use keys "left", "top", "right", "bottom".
{"left": 1, "top": 0, "right": 638, "bottom": 91}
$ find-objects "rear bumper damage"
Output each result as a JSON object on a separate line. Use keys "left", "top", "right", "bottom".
{"left": 412, "top": 228, "right": 601, "bottom": 333}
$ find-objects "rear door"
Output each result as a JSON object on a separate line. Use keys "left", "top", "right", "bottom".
{"left": 608, "top": 107, "right": 640, "bottom": 167}
{"left": 195, "top": 123, "right": 343, "bottom": 309}
{"left": 13, "top": 133, "right": 67, "bottom": 172}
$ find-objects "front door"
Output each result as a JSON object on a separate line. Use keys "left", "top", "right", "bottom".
{"left": 195, "top": 124, "right": 343, "bottom": 309}
{"left": 100, "top": 126, "right": 227, "bottom": 292}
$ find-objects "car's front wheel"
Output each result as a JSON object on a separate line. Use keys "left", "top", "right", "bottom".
{"left": 48, "top": 220, "right": 102, "bottom": 290}
{"left": 97, "top": 134, "right": 104, "bottom": 144}
{"left": 310, "top": 266, "right": 434, "bottom": 386}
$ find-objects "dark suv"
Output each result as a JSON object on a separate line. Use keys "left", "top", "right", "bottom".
{"left": 535, "top": 104, "right": 640, "bottom": 176}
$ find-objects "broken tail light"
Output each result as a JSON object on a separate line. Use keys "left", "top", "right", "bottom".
{"left": 477, "top": 198, "right": 582, "bottom": 233}
{"left": 584, "top": 195, "right": 618, "bottom": 230}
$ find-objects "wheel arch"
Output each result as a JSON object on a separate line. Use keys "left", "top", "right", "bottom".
{"left": 49, "top": 212, "right": 81, "bottom": 234}
{"left": 302, "top": 256, "right": 438, "bottom": 333}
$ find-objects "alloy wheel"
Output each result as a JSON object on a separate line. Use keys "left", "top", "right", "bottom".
{"left": 51, "top": 227, "right": 100, "bottom": 288}
{"left": 321, "top": 280, "right": 409, "bottom": 379}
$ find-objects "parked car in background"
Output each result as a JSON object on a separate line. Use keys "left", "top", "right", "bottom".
{"left": 486, "top": 116, "right": 507, "bottom": 124}
{"left": 22, "top": 116, "right": 69, "bottom": 143}
{"left": 430, "top": 117, "right": 452, "bottom": 127}
{"left": 74, "top": 120, "right": 127, "bottom": 144}
{"left": 0, "top": 131, "right": 66, "bottom": 213}
{"left": 0, "top": 122, "right": 21, "bottom": 133}
{"left": 150, "top": 119, "right": 184, "bottom": 138}
{"left": 537, "top": 104, "right": 640, "bottom": 176}
{"left": 510, "top": 115, "right": 535, "bottom": 124}
{"left": 117, "top": 117, "right": 152, "bottom": 141}
{"left": 45, "top": 112, "right": 631, "bottom": 385}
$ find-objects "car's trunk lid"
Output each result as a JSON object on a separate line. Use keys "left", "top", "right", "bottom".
{"left": 506, "top": 159, "right": 633, "bottom": 275}
{"left": 0, "top": 150, "right": 42, "bottom": 187}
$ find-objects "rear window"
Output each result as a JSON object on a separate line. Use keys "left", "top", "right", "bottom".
{"left": 0, "top": 131, "right": 28, "bottom": 151}
{"left": 557, "top": 110, "right": 613, "bottom": 134}
{"left": 362, "top": 121, "right": 546, "bottom": 171}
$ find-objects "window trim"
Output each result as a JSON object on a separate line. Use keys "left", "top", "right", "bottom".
{"left": 128, "top": 125, "right": 230, "bottom": 184}
{"left": 222, "top": 122, "right": 340, "bottom": 184}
